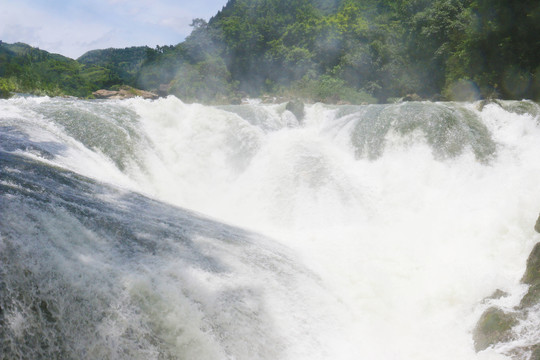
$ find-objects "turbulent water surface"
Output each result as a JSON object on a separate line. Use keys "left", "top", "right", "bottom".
{"left": 1, "top": 96, "right": 540, "bottom": 359}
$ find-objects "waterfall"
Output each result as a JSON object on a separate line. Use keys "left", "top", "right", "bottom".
{"left": 1, "top": 96, "right": 540, "bottom": 359}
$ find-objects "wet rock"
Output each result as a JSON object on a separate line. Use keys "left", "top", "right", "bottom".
{"left": 402, "top": 93, "right": 422, "bottom": 102}
{"left": 430, "top": 94, "right": 444, "bottom": 102}
{"left": 522, "top": 242, "right": 540, "bottom": 286}
{"left": 473, "top": 216, "right": 540, "bottom": 354}
{"left": 285, "top": 100, "right": 305, "bottom": 121}
{"left": 519, "top": 242, "right": 540, "bottom": 308}
{"left": 473, "top": 307, "right": 518, "bottom": 352}
{"left": 531, "top": 345, "right": 540, "bottom": 360}
{"left": 93, "top": 86, "right": 158, "bottom": 100}
{"left": 157, "top": 84, "right": 170, "bottom": 97}
{"left": 482, "top": 289, "right": 508, "bottom": 302}
{"left": 521, "top": 216, "right": 540, "bottom": 308}
{"left": 475, "top": 99, "right": 502, "bottom": 111}
{"left": 520, "top": 282, "right": 540, "bottom": 309}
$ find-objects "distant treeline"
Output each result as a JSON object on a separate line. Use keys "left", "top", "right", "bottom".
{"left": 0, "top": 42, "right": 130, "bottom": 98}
{"left": 1, "top": 0, "right": 539, "bottom": 103}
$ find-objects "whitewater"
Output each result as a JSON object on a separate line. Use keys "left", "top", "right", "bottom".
{"left": 1, "top": 95, "right": 539, "bottom": 359}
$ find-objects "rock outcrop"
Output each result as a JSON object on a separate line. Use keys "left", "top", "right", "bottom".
{"left": 521, "top": 214, "right": 540, "bottom": 309}
{"left": 473, "top": 307, "right": 518, "bottom": 352}
{"left": 520, "top": 242, "right": 540, "bottom": 308}
{"left": 402, "top": 93, "right": 422, "bottom": 102}
{"left": 92, "top": 86, "right": 158, "bottom": 100}
{"left": 473, "top": 214, "right": 540, "bottom": 356}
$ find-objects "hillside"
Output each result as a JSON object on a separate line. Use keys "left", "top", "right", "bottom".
{"left": 203, "top": 0, "right": 540, "bottom": 102}
{"left": 77, "top": 46, "right": 150, "bottom": 86}
{"left": 1, "top": 0, "right": 540, "bottom": 103}
{"left": 135, "top": 0, "right": 540, "bottom": 103}
{"left": 0, "top": 41, "right": 127, "bottom": 98}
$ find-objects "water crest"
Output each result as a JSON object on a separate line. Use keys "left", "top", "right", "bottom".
{"left": 1, "top": 96, "right": 540, "bottom": 359}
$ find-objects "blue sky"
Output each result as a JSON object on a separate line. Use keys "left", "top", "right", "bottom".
{"left": 0, "top": 0, "right": 228, "bottom": 59}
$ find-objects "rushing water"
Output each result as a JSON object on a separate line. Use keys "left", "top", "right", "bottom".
{"left": 1, "top": 96, "right": 540, "bottom": 359}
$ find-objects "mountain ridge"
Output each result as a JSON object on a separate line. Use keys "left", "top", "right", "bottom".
{"left": 1, "top": 0, "right": 539, "bottom": 103}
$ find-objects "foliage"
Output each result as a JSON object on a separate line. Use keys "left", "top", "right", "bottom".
{"left": 77, "top": 46, "right": 149, "bottom": 86}
{"left": 0, "top": 42, "right": 127, "bottom": 97}
{"left": 294, "top": 74, "right": 376, "bottom": 103}
{"left": 1, "top": 0, "right": 539, "bottom": 103}
{"left": 0, "top": 78, "right": 15, "bottom": 98}
{"left": 200, "top": 0, "right": 540, "bottom": 101}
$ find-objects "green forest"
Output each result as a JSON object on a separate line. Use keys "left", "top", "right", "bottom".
{"left": 1, "top": 0, "right": 539, "bottom": 104}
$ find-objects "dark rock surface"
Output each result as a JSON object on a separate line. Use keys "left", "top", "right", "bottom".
{"left": 93, "top": 86, "right": 158, "bottom": 100}
{"left": 473, "top": 214, "right": 540, "bottom": 355}
{"left": 285, "top": 100, "right": 305, "bottom": 121}
{"left": 473, "top": 307, "right": 518, "bottom": 352}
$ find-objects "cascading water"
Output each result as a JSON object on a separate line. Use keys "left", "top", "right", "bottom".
{"left": 1, "top": 95, "right": 540, "bottom": 359}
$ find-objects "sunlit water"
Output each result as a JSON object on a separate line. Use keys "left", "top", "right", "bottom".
{"left": 1, "top": 96, "right": 540, "bottom": 359}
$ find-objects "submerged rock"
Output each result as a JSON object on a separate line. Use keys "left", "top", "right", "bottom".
{"left": 473, "top": 307, "right": 517, "bottom": 352}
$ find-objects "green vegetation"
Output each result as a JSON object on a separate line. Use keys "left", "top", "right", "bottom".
{"left": 0, "top": 78, "right": 15, "bottom": 98}
{"left": 77, "top": 46, "right": 148, "bottom": 86}
{"left": 1, "top": 0, "right": 539, "bottom": 103}
{"left": 0, "top": 42, "right": 137, "bottom": 98}
{"left": 195, "top": 0, "right": 540, "bottom": 102}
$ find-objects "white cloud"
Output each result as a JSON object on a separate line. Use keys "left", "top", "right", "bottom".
{"left": 1, "top": 24, "right": 42, "bottom": 45}
{"left": 0, "top": 0, "right": 228, "bottom": 58}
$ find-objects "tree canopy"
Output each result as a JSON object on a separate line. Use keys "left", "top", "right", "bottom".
{"left": 1, "top": 0, "right": 539, "bottom": 103}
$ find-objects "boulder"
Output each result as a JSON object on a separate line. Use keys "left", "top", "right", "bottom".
{"left": 92, "top": 89, "right": 117, "bottom": 98}
{"left": 518, "top": 217, "right": 540, "bottom": 308}
{"left": 473, "top": 215, "right": 540, "bottom": 354}
{"left": 531, "top": 345, "right": 540, "bottom": 360}
{"left": 520, "top": 283, "right": 540, "bottom": 309}
{"left": 473, "top": 307, "right": 517, "bottom": 352}
{"left": 285, "top": 100, "right": 305, "bottom": 122}
{"left": 157, "top": 84, "right": 170, "bottom": 97}
{"left": 522, "top": 242, "right": 540, "bottom": 286}
{"left": 519, "top": 242, "right": 540, "bottom": 308}
{"left": 482, "top": 289, "right": 508, "bottom": 302}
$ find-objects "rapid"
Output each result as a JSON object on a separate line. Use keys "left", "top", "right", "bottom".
{"left": 1, "top": 95, "right": 540, "bottom": 359}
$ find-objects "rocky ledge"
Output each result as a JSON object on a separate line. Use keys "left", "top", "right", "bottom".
{"left": 473, "top": 214, "right": 540, "bottom": 359}
{"left": 92, "top": 86, "right": 158, "bottom": 100}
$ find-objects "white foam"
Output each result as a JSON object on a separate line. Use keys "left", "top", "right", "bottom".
{"left": 3, "top": 97, "right": 539, "bottom": 359}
